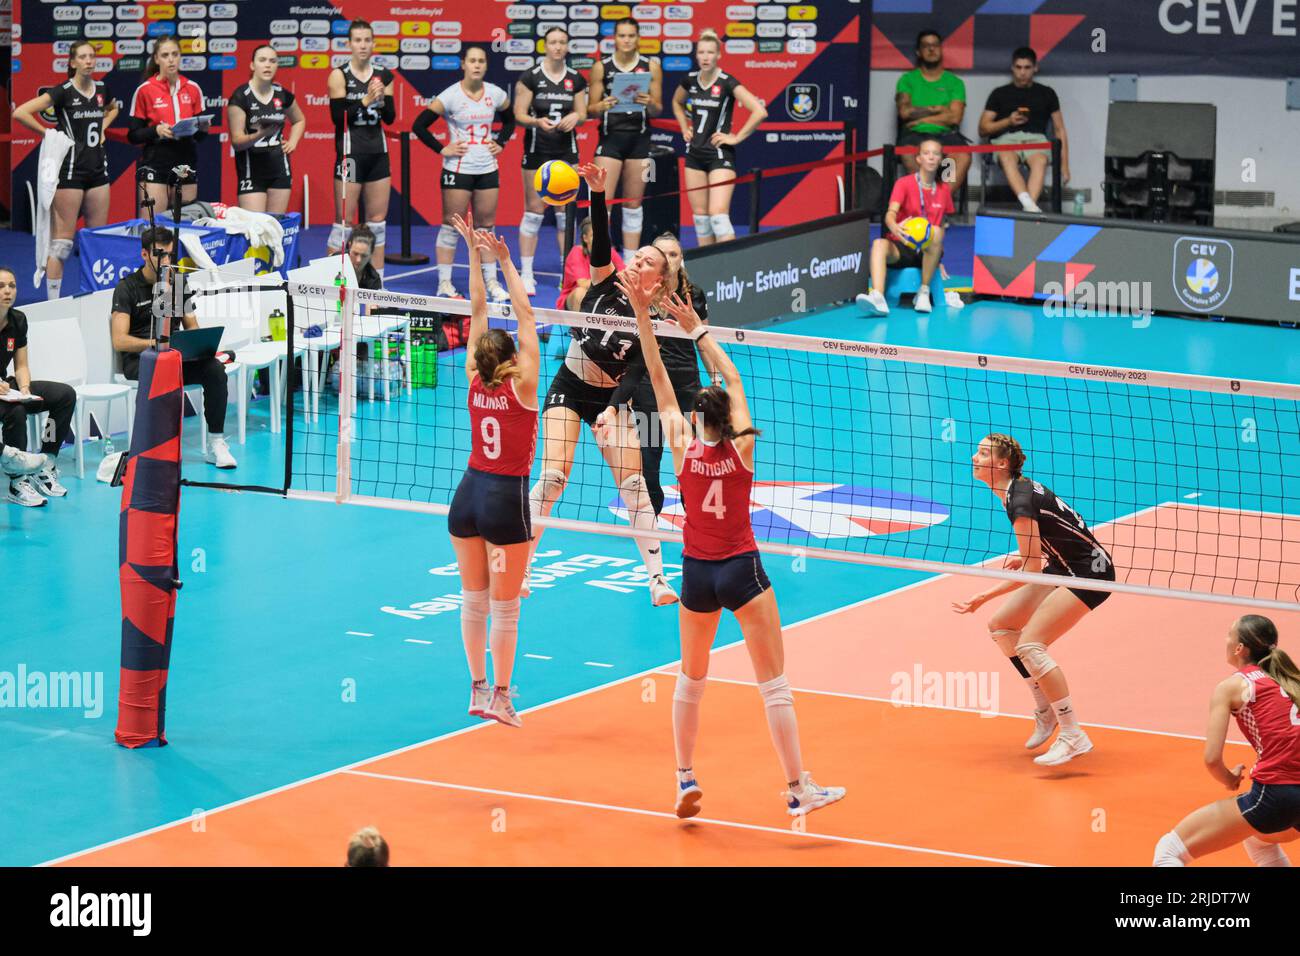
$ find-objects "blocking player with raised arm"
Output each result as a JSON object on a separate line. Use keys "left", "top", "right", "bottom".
{"left": 1154, "top": 615, "right": 1300, "bottom": 867}
{"left": 446, "top": 211, "right": 540, "bottom": 729}
{"left": 227, "top": 44, "right": 306, "bottom": 215}
{"left": 326, "top": 20, "right": 395, "bottom": 271}
{"left": 526, "top": 162, "right": 678, "bottom": 608}
{"left": 953, "top": 434, "right": 1116, "bottom": 767}
{"left": 588, "top": 17, "right": 662, "bottom": 263}
{"left": 671, "top": 29, "right": 766, "bottom": 245}
{"left": 414, "top": 45, "right": 516, "bottom": 302}
{"left": 514, "top": 27, "right": 587, "bottom": 296}
{"left": 13, "top": 40, "right": 119, "bottom": 300}
{"left": 628, "top": 284, "right": 846, "bottom": 819}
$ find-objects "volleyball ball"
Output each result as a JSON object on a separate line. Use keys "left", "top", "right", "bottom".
{"left": 899, "top": 216, "right": 932, "bottom": 252}
{"left": 534, "top": 160, "right": 580, "bottom": 206}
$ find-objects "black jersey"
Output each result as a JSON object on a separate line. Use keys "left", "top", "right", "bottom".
{"left": 680, "top": 70, "right": 741, "bottom": 149}
{"left": 1004, "top": 476, "right": 1112, "bottom": 577}
{"left": 654, "top": 283, "right": 708, "bottom": 385}
{"left": 228, "top": 82, "right": 295, "bottom": 151}
{"left": 46, "top": 79, "right": 110, "bottom": 179}
{"left": 335, "top": 65, "right": 394, "bottom": 156}
{"left": 599, "top": 54, "right": 652, "bottom": 136}
{"left": 574, "top": 272, "right": 643, "bottom": 381}
{"left": 520, "top": 64, "right": 586, "bottom": 155}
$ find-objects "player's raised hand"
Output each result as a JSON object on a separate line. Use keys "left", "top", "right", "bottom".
{"left": 577, "top": 161, "right": 606, "bottom": 193}
{"left": 450, "top": 211, "right": 475, "bottom": 244}
{"left": 615, "top": 269, "right": 658, "bottom": 317}
{"left": 474, "top": 231, "right": 511, "bottom": 262}
{"left": 662, "top": 293, "right": 701, "bottom": 333}
{"left": 951, "top": 594, "right": 987, "bottom": 614}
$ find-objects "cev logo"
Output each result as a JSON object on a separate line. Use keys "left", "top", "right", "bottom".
{"left": 92, "top": 259, "right": 116, "bottom": 287}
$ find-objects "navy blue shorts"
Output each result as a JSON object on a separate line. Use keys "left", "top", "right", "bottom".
{"left": 681, "top": 551, "right": 770, "bottom": 614}
{"left": 1044, "top": 559, "right": 1115, "bottom": 611}
{"left": 448, "top": 467, "right": 532, "bottom": 545}
{"left": 1237, "top": 780, "right": 1300, "bottom": 834}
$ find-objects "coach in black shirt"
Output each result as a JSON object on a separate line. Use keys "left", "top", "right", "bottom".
{"left": 110, "top": 227, "right": 237, "bottom": 469}
{"left": 978, "top": 46, "right": 1070, "bottom": 213}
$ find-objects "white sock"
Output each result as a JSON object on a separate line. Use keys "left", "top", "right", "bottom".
{"left": 1017, "top": 191, "right": 1034, "bottom": 207}
{"left": 438, "top": 263, "right": 452, "bottom": 284}
{"left": 1052, "top": 695, "right": 1080, "bottom": 736}
{"left": 46, "top": 278, "right": 62, "bottom": 300}
{"left": 619, "top": 476, "right": 665, "bottom": 579}
{"left": 521, "top": 256, "right": 535, "bottom": 278}
{"left": 759, "top": 675, "right": 803, "bottom": 785}
{"left": 489, "top": 597, "right": 520, "bottom": 688}
{"left": 918, "top": 284, "right": 930, "bottom": 295}
{"left": 460, "top": 587, "right": 489, "bottom": 683}
{"left": 1244, "top": 835, "right": 1291, "bottom": 867}
{"left": 481, "top": 262, "right": 497, "bottom": 286}
{"left": 673, "top": 674, "right": 706, "bottom": 771}
{"left": 1153, "top": 830, "right": 1191, "bottom": 866}
{"left": 1024, "top": 677, "right": 1050, "bottom": 711}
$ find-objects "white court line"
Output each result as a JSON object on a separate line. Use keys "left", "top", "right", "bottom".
{"left": 524, "top": 654, "right": 552, "bottom": 661}
{"left": 404, "top": 639, "right": 433, "bottom": 645}
{"left": 39, "top": 577, "right": 938, "bottom": 866}
{"left": 650, "top": 672, "right": 1254, "bottom": 747}
{"left": 342, "top": 769, "right": 1046, "bottom": 868}
{"left": 584, "top": 661, "right": 614, "bottom": 668}
{"left": 346, "top": 631, "right": 374, "bottom": 637}
{"left": 1184, "top": 493, "right": 1203, "bottom": 500}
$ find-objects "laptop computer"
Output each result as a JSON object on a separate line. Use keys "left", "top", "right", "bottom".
{"left": 168, "top": 326, "right": 225, "bottom": 361}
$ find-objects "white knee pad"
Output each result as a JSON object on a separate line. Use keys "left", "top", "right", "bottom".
{"left": 692, "top": 214, "right": 713, "bottom": 238}
{"left": 618, "top": 472, "right": 652, "bottom": 512}
{"left": 758, "top": 674, "right": 794, "bottom": 708}
{"left": 622, "top": 205, "right": 643, "bottom": 233}
{"left": 328, "top": 222, "right": 348, "bottom": 251}
{"left": 530, "top": 468, "right": 567, "bottom": 516}
{"left": 520, "top": 211, "right": 545, "bottom": 238}
{"left": 1153, "top": 830, "right": 1191, "bottom": 867}
{"left": 989, "top": 627, "right": 1020, "bottom": 654}
{"left": 49, "top": 239, "right": 74, "bottom": 262}
{"left": 489, "top": 596, "right": 521, "bottom": 629}
{"left": 366, "top": 220, "right": 387, "bottom": 249}
{"left": 554, "top": 208, "right": 568, "bottom": 236}
{"left": 674, "top": 672, "right": 707, "bottom": 704}
{"left": 709, "top": 214, "right": 734, "bottom": 239}
{"left": 461, "top": 587, "right": 489, "bottom": 624}
{"left": 436, "top": 223, "right": 460, "bottom": 249}
{"left": 1016, "top": 641, "right": 1057, "bottom": 681}
{"left": 1244, "top": 835, "right": 1291, "bottom": 867}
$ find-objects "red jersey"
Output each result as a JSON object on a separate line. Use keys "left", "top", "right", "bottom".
{"left": 467, "top": 374, "right": 537, "bottom": 477}
{"left": 556, "top": 246, "right": 625, "bottom": 310}
{"left": 130, "top": 73, "right": 205, "bottom": 128}
{"left": 1233, "top": 665, "right": 1300, "bottom": 784}
{"left": 888, "top": 173, "right": 953, "bottom": 244}
{"left": 676, "top": 438, "right": 757, "bottom": 560}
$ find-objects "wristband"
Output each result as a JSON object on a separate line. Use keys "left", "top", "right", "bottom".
{"left": 692, "top": 328, "right": 710, "bottom": 342}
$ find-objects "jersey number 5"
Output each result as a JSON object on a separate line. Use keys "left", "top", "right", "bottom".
{"left": 702, "top": 479, "right": 726, "bottom": 519}
{"left": 480, "top": 416, "right": 501, "bottom": 460}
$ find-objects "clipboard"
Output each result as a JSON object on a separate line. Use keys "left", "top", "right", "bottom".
{"left": 609, "top": 72, "right": 650, "bottom": 114}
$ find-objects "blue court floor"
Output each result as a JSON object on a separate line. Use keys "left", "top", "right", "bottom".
{"left": 3, "top": 227, "right": 1298, "bottom": 866}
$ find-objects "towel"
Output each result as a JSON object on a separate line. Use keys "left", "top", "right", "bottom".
{"left": 194, "top": 206, "right": 285, "bottom": 267}
{"left": 34, "top": 129, "right": 75, "bottom": 288}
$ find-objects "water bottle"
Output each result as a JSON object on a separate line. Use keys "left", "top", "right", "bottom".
{"left": 1072, "top": 191, "right": 1085, "bottom": 217}
{"left": 104, "top": 435, "right": 115, "bottom": 457}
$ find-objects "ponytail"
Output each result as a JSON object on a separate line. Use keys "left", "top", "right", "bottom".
{"left": 693, "top": 385, "right": 760, "bottom": 441}
{"left": 1237, "top": 614, "right": 1300, "bottom": 709}
{"left": 474, "top": 329, "right": 519, "bottom": 389}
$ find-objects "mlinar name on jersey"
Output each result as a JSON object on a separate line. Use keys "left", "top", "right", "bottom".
{"left": 471, "top": 391, "right": 511, "bottom": 411}
{"left": 689, "top": 457, "right": 737, "bottom": 477}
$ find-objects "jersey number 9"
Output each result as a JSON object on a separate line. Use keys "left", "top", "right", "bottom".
{"left": 480, "top": 417, "right": 501, "bottom": 459}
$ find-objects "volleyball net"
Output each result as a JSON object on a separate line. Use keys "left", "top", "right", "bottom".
{"left": 275, "top": 279, "right": 1300, "bottom": 611}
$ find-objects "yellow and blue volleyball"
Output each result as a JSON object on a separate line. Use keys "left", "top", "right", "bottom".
{"left": 534, "top": 160, "right": 580, "bottom": 206}
{"left": 900, "top": 216, "right": 933, "bottom": 252}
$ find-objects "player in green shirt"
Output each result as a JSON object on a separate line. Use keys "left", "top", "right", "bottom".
{"left": 895, "top": 30, "right": 970, "bottom": 193}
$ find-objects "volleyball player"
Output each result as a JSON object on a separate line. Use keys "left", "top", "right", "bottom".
{"left": 671, "top": 29, "right": 767, "bottom": 245}
{"left": 14, "top": 40, "right": 118, "bottom": 300}
{"left": 415, "top": 46, "right": 516, "bottom": 302}
{"left": 589, "top": 17, "right": 662, "bottom": 263}
{"left": 952, "top": 434, "right": 1115, "bottom": 766}
{"left": 527, "top": 163, "right": 677, "bottom": 607}
{"left": 515, "top": 27, "right": 587, "bottom": 296}
{"left": 327, "top": 20, "right": 395, "bottom": 272}
{"left": 228, "top": 45, "right": 306, "bottom": 215}
{"left": 128, "top": 36, "right": 206, "bottom": 219}
{"left": 1155, "top": 615, "right": 1300, "bottom": 867}
{"left": 626, "top": 284, "right": 846, "bottom": 818}
{"left": 446, "top": 211, "right": 540, "bottom": 729}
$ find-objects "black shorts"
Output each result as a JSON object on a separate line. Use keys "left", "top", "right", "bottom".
{"left": 336, "top": 152, "right": 391, "bottom": 184}
{"left": 440, "top": 169, "right": 501, "bottom": 192}
{"left": 1237, "top": 781, "right": 1300, "bottom": 834}
{"left": 448, "top": 467, "right": 532, "bottom": 545}
{"left": 886, "top": 240, "right": 925, "bottom": 270}
{"left": 595, "top": 130, "right": 651, "bottom": 162}
{"left": 1044, "top": 559, "right": 1115, "bottom": 610}
{"left": 137, "top": 164, "right": 196, "bottom": 187}
{"left": 522, "top": 149, "right": 579, "bottom": 171}
{"left": 681, "top": 551, "right": 771, "bottom": 614}
{"left": 684, "top": 147, "right": 736, "bottom": 173}
{"left": 237, "top": 150, "right": 292, "bottom": 194}
{"left": 898, "top": 128, "right": 969, "bottom": 149}
{"left": 58, "top": 168, "right": 109, "bottom": 191}
{"left": 543, "top": 363, "right": 615, "bottom": 429}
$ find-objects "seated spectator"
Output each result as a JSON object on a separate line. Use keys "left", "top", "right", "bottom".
{"left": 558, "top": 216, "right": 625, "bottom": 312}
{"left": 858, "top": 138, "right": 965, "bottom": 316}
{"left": 345, "top": 826, "right": 389, "bottom": 867}
{"left": 979, "top": 46, "right": 1070, "bottom": 213}
{"left": 895, "top": 30, "right": 970, "bottom": 194}
{"left": 0, "top": 266, "right": 76, "bottom": 507}
{"left": 1, "top": 441, "right": 46, "bottom": 479}
{"left": 347, "top": 224, "right": 383, "bottom": 292}
{"left": 110, "top": 227, "right": 237, "bottom": 469}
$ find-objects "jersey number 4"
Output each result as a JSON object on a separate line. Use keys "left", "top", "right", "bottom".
{"left": 702, "top": 479, "right": 726, "bottom": 519}
{"left": 480, "top": 416, "right": 501, "bottom": 460}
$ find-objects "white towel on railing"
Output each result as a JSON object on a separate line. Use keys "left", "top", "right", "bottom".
{"left": 193, "top": 206, "right": 285, "bottom": 266}
{"left": 33, "top": 129, "right": 75, "bottom": 288}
